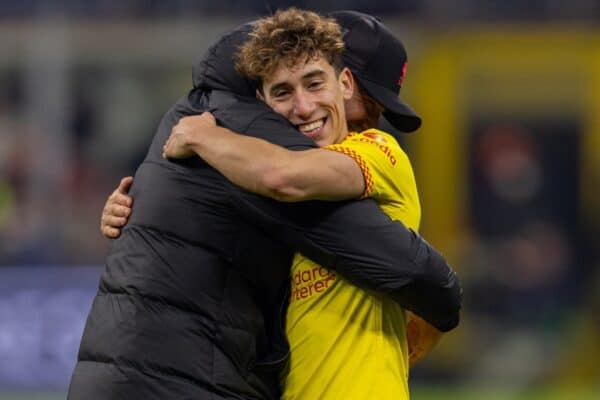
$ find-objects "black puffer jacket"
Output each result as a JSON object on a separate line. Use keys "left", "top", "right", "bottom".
{"left": 68, "top": 24, "right": 461, "bottom": 400}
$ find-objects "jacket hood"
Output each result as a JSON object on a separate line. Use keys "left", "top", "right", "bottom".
{"left": 192, "top": 22, "right": 257, "bottom": 97}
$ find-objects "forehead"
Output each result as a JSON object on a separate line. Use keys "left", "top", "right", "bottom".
{"left": 263, "top": 56, "right": 336, "bottom": 89}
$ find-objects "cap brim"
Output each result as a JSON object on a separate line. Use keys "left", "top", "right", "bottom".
{"left": 354, "top": 74, "right": 422, "bottom": 133}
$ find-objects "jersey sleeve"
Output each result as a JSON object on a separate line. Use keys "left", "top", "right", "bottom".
{"left": 325, "top": 129, "right": 421, "bottom": 230}
{"left": 324, "top": 129, "right": 406, "bottom": 199}
{"left": 324, "top": 141, "right": 375, "bottom": 198}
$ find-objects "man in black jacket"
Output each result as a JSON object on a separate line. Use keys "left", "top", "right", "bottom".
{"left": 68, "top": 16, "right": 460, "bottom": 400}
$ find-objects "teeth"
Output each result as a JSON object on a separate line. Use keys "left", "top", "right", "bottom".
{"left": 299, "top": 119, "right": 324, "bottom": 133}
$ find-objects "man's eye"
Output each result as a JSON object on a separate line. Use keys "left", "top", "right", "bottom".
{"left": 273, "top": 90, "right": 290, "bottom": 99}
{"left": 308, "top": 81, "right": 324, "bottom": 90}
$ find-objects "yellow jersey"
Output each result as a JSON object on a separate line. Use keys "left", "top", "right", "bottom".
{"left": 283, "top": 129, "right": 421, "bottom": 400}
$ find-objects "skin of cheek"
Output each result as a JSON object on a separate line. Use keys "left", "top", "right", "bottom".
{"left": 322, "top": 74, "right": 354, "bottom": 145}
{"left": 322, "top": 100, "right": 347, "bottom": 145}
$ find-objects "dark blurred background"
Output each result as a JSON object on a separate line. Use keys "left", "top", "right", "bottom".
{"left": 0, "top": 1, "right": 598, "bottom": 399}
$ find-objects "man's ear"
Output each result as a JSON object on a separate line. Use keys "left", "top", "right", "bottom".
{"left": 256, "top": 88, "right": 265, "bottom": 101}
{"left": 339, "top": 67, "right": 354, "bottom": 101}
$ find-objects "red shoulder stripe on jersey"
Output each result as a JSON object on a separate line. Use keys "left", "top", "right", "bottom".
{"left": 325, "top": 145, "right": 374, "bottom": 198}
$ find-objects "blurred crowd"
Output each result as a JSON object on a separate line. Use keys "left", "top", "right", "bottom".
{"left": 0, "top": 60, "right": 190, "bottom": 264}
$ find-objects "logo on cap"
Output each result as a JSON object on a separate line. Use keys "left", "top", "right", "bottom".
{"left": 398, "top": 62, "right": 408, "bottom": 88}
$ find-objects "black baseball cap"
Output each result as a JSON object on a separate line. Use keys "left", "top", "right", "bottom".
{"left": 330, "top": 10, "right": 422, "bottom": 133}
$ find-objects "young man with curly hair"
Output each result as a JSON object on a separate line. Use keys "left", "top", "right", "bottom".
{"left": 161, "top": 8, "right": 447, "bottom": 400}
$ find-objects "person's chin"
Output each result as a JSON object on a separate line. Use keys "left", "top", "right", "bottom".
{"left": 314, "top": 125, "right": 334, "bottom": 146}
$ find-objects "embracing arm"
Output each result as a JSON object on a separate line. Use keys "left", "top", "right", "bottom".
{"left": 159, "top": 96, "right": 461, "bottom": 331}
{"left": 231, "top": 188, "right": 462, "bottom": 332}
{"left": 164, "top": 113, "right": 365, "bottom": 202}
{"left": 100, "top": 169, "right": 462, "bottom": 332}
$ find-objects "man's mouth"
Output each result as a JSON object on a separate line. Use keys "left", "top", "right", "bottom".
{"left": 297, "top": 117, "right": 327, "bottom": 138}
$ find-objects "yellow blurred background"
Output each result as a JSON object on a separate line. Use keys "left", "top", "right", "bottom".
{"left": 0, "top": 1, "right": 598, "bottom": 399}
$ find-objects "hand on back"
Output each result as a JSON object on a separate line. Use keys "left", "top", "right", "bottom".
{"left": 100, "top": 176, "right": 133, "bottom": 238}
{"left": 163, "top": 112, "right": 217, "bottom": 159}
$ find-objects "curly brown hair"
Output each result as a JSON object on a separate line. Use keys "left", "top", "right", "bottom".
{"left": 236, "top": 8, "right": 345, "bottom": 88}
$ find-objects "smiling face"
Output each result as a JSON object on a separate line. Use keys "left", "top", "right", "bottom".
{"left": 259, "top": 57, "right": 354, "bottom": 147}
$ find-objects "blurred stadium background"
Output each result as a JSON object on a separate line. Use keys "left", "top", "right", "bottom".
{"left": 0, "top": 0, "right": 599, "bottom": 399}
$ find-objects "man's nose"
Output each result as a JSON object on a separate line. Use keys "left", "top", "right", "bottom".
{"left": 292, "top": 91, "right": 315, "bottom": 118}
